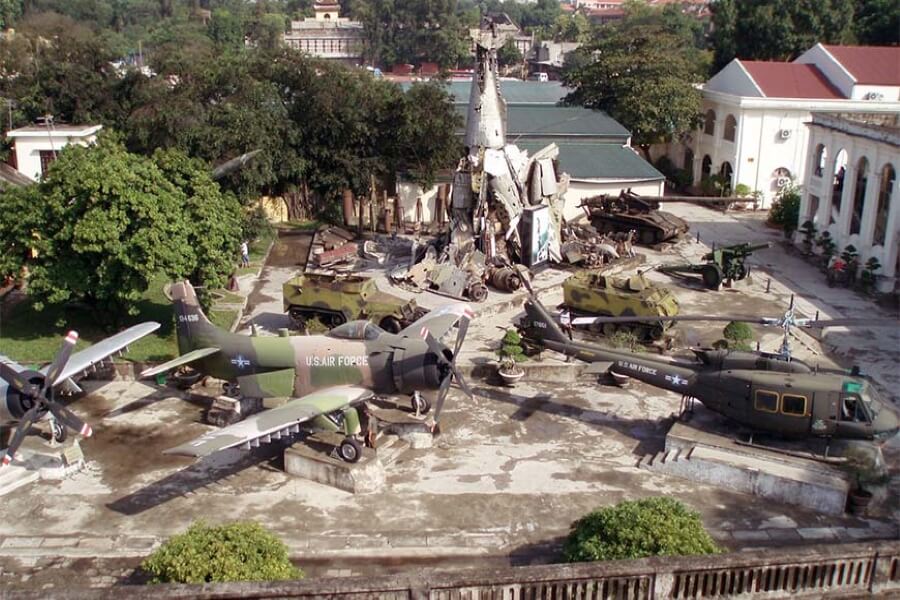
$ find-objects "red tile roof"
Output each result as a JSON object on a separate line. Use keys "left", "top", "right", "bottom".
{"left": 741, "top": 61, "right": 844, "bottom": 99}
{"left": 822, "top": 45, "right": 900, "bottom": 85}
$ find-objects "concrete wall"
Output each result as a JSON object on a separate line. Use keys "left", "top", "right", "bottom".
{"left": 798, "top": 117, "right": 900, "bottom": 291}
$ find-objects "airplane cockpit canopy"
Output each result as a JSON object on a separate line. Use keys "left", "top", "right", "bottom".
{"left": 327, "top": 320, "right": 384, "bottom": 341}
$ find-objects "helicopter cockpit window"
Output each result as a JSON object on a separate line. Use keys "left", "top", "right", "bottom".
{"left": 326, "top": 321, "right": 384, "bottom": 341}
{"left": 781, "top": 394, "right": 807, "bottom": 416}
{"left": 840, "top": 393, "right": 871, "bottom": 423}
{"left": 754, "top": 390, "right": 778, "bottom": 413}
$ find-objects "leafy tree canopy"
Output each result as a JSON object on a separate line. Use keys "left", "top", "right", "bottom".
{"left": 497, "top": 37, "right": 523, "bottom": 67}
{"left": 853, "top": 0, "right": 900, "bottom": 45}
{"left": 0, "top": 133, "right": 239, "bottom": 324}
{"left": 711, "top": 0, "right": 856, "bottom": 69}
{"left": 563, "top": 9, "right": 706, "bottom": 160}
{"left": 142, "top": 521, "right": 302, "bottom": 584}
{"left": 564, "top": 497, "right": 720, "bottom": 562}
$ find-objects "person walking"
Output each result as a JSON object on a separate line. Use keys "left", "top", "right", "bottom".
{"left": 240, "top": 240, "right": 250, "bottom": 268}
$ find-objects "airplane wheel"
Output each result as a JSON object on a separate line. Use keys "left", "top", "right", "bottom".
{"left": 411, "top": 394, "right": 431, "bottom": 415}
{"left": 329, "top": 313, "right": 347, "bottom": 327}
{"left": 339, "top": 437, "right": 362, "bottom": 463}
{"left": 51, "top": 421, "right": 67, "bottom": 443}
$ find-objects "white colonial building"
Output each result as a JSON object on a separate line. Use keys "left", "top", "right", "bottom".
{"left": 668, "top": 45, "right": 900, "bottom": 208}
{"left": 5, "top": 123, "right": 102, "bottom": 181}
{"left": 283, "top": 0, "right": 364, "bottom": 65}
{"left": 798, "top": 113, "right": 899, "bottom": 292}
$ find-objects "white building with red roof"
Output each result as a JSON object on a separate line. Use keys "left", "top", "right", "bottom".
{"left": 669, "top": 44, "right": 899, "bottom": 209}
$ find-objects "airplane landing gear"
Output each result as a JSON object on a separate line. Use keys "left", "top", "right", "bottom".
{"left": 50, "top": 418, "right": 67, "bottom": 444}
{"left": 410, "top": 391, "right": 431, "bottom": 416}
{"left": 338, "top": 437, "right": 362, "bottom": 463}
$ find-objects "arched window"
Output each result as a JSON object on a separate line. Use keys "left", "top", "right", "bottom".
{"left": 831, "top": 149, "right": 848, "bottom": 225}
{"left": 813, "top": 144, "right": 827, "bottom": 177}
{"left": 850, "top": 157, "right": 868, "bottom": 235}
{"left": 703, "top": 110, "right": 716, "bottom": 136}
{"left": 723, "top": 115, "right": 737, "bottom": 142}
{"left": 701, "top": 155, "right": 712, "bottom": 179}
{"left": 719, "top": 162, "right": 733, "bottom": 194}
{"left": 874, "top": 164, "right": 894, "bottom": 246}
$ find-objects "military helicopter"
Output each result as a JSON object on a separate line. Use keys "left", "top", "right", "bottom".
{"left": 518, "top": 290, "right": 900, "bottom": 442}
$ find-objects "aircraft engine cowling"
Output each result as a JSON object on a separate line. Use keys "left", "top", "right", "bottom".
{"left": 1, "top": 380, "right": 34, "bottom": 421}
{"left": 390, "top": 344, "right": 447, "bottom": 394}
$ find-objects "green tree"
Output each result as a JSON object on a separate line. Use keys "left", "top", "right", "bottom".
{"left": 563, "top": 18, "right": 704, "bottom": 161}
{"left": 721, "top": 321, "right": 754, "bottom": 351}
{"left": 564, "top": 497, "right": 719, "bottom": 562}
{"left": 0, "top": 0, "right": 22, "bottom": 29}
{"left": 711, "top": 0, "right": 855, "bottom": 65}
{"left": 854, "top": 0, "right": 900, "bottom": 45}
{"left": 497, "top": 37, "right": 523, "bottom": 67}
{"left": 142, "top": 521, "right": 302, "bottom": 584}
{"left": 207, "top": 8, "right": 244, "bottom": 49}
{"left": 768, "top": 183, "right": 801, "bottom": 234}
{"left": 0, "top": 134, "right": 238, "bottom": 323}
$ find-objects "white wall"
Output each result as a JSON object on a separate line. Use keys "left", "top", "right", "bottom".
{"left": 704, "top": 61, "right": 762, "bottom": 98}
{"left": 11, "top": 133, "right": 99, "bottom": 181}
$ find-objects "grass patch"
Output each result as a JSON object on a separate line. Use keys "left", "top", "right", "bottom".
{"left": 1, "top": 274, "right": 247, "bottom": 364}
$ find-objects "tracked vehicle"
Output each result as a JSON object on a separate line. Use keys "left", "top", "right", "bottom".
{"left": 563, "top": 271, "right": 679, "bottom": 340}
{"left": 283, "top": 273, "right": 426, "bottom": 333}
{"left": 580, "top": 191, "right": 689, "bottom": 245}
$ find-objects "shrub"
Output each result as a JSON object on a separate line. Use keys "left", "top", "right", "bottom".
{"left": 768, "top": 184, "right": 801, "bottom": 234}
{"left": 498, "top": 328, "right": 526, "bottom": 363}
{"left": 799, "top": 220, "right": 816, "bottom": 253}
{"left": 723, "top": 321, "right": 753, "bottom": 350}
{"left": 142, "top": 521, "right": 302, "bottom": 584}
{"left": 563, "top": 497, "right": 719, "bottom": 562}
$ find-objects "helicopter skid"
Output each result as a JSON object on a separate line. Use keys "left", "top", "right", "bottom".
{"left": 734, "top": 436, "right": 847, "bottom": 466}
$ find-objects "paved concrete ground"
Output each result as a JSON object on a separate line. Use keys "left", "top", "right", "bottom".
{"left": 1, "top": 206, "right": 898, "bottom": 590}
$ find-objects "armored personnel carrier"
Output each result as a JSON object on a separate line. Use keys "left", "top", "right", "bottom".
{"left": 580, "top": 191, "right": 689, "bottom": 245}
{"left": 283, "top": 273, "right": 426, "bottom": 333}
{"left": 563, "top": 271, "right": 679, "bottom": 340}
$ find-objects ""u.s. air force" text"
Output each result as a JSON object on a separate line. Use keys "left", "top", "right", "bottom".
{"left": 617, "top": 360, "right": 657, "bottom": 375}
{"left": 305, "top": 355, "right": 369, "bottom": 367}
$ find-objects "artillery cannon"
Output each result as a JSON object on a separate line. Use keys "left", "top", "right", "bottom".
{"left": 658, "top": 242, "right": 772, "bottom": 289}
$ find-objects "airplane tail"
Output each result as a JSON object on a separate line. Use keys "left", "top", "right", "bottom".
{"left": 169, "top": 281, "right": 220, "bottom": 352}
{"left": 521, "top": 294, "right": 570, "bottom": 346}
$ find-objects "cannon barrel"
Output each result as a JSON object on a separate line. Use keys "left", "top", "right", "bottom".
{"left": 703, "top": 241, "right": 772, "bottom": 260}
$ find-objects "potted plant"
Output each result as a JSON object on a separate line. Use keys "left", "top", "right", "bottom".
{"left": 859, "top": 257, "right": 881, "bottom": 293}
{"left": 816, "top": 231, "right": 836, "bottom": 268}
{"left": 841, "top": 244, "right": 860, "bottom": 281}
{"left": 497, "top": 328, "right": 526, "bottom": 385}
{"left": 799, "top": 220, "right": 816, "bottom": 255}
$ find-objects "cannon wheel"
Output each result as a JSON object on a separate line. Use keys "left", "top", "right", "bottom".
{"left": 702, "top": 265, "right": 723, "bottom": 289}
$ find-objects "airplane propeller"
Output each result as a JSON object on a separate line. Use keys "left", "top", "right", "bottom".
{"left": 0, "top": 331, "right": 92, "bottom": 467}
{"left": 419, "top": 308, "right": 475, "bottom": 432}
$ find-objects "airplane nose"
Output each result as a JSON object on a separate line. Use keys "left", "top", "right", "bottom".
{"left": 873, "top": 405, "right": 900, "bottom": 441}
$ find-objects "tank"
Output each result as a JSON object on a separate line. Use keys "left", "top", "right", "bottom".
{"left": 580, "top": 191, "right": 689, "bottom": 245}
{"left": 283, "top": 273, "right": 426, "bottom": 333}
{"left": 563, "top": 271, "right": 679, "bottom": 340}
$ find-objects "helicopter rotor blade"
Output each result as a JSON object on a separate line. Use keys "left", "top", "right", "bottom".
{"left": 797, "top": 318, "right": 900, "bottom": 329}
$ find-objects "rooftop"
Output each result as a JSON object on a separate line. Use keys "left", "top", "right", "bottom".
{"left": 6, "top": 124, "right": 103, "bottom": 138}
{"left": 741, "top": 61, "right": 844, "bottom": 99}
{"left": 822, "top": 45, "right": 900, "bottom": 85}
{"left": 810, "top": 112, "right": 900, "bottom": 146}
{"left": 518, "top": 141, "right": 663, "bottom": 181}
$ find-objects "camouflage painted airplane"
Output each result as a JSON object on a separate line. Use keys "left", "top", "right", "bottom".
{"left": 1, "top": 322, "right": 161, "bottom": 466}
{"left": 141, "top": 281, "right": 473, "bottom": 462}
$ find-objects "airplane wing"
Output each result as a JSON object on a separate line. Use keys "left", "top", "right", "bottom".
{"left": 398, "top": 302, "right": 473, "bottom": 341}
{"left": 164, "top": 385, "right": 373, "bottom": 458}
{"left": 45, "top": 322, "right": 161, "bottom": 385}
{"left": 140, "top": 347, "right": 221, "bottom": 378}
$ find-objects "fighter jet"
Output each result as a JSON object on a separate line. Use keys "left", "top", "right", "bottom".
{"left": 142, "top": 281, "right": 473, "bottom": 462}
{"left": 1, "top": 322, "right": 162, "bottom": 465}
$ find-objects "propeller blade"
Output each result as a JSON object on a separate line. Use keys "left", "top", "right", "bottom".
{"left": 450, "top": 363, "right": 474, "bottom": 400}
{"left": 2, "top": 405, "right": 41, "bottom": 467}
{"left": 0, "top": 361, "right": 30, "bottom": 393}
{"left": 419, "top": 326, "right": 447, "bottom": 360}
{"left": 433, "top": 372, "right": 453, "bottom": 424}
{"left": 43, "top": 330, "right": 79, "bottom": 394}
{"left": 47, "top": 403, "right": 92, "bottom": 438}
{"left": 453, "top": 308, "right": 474, "bottom": 359}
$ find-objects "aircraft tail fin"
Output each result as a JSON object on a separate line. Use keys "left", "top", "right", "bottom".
{"left": 169, "top": 280, "right": 220, "bottom": 351}
{"left": 521, "top": 294, "right": 570, "bottom": 346}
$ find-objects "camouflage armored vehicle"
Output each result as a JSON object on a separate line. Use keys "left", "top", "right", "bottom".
{"left": 283, "top": 273, "right": 426, "bottom": 333}
{"left": 580, "top": 191, "right": 689, "bottom": 245}
{"left": 563, "top": 271, "right": 679, "bottom": 340}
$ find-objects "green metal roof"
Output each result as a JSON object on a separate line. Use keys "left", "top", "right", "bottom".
{"left": 447, "top": 80, "right": 570, "bottom": 104}
{"left": 453, "top": 105, "right": 630, "bottom": 141}
{"left": 517, "top": 141, "right": 665, "bottom": 181}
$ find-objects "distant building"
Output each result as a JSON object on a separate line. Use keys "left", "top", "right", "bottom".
{"left": 798, "top": 113, "right": 899, "bottom": 292}
{"left": 529, "top": 41, "right": 582, "bottom": 80}
{"left": 283, "top": 0, "right": 364, "bottom": 66}
{"left": 5, "top": 123, "right": 102, "bottom": 181}
{"left": 658, "top": 44, "right": 900, "bottom": 208}
{"left": 472, "top": 14, "right": 533, "bottom": 59}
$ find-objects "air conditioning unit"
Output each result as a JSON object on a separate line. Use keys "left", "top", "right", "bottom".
{"left": 779, "top": 129, "right": 792, "bottom": 140}
{"left": 775, "top": 177, "right": 790, "bottom": 188}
